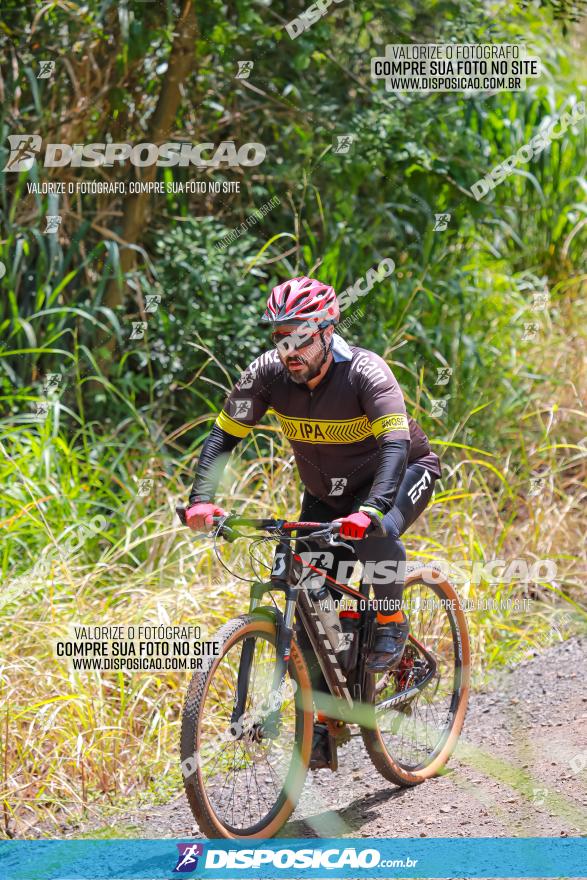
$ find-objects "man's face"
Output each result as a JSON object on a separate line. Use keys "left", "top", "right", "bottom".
{"left": 272, "top": 324, "right": 333, "bottom": 384}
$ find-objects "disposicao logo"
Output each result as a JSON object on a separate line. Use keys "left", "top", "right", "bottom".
{"left": 203, "top": 846, "right": 382, "bottom": 870}
{"left": 173, "top": 843, "right": 204, "bottom": 873}
{"left": 2, "top": 135, "right": 266, "bottom": 171}
{"left": 3, "top": 134, "right": 42, "bottom": 171}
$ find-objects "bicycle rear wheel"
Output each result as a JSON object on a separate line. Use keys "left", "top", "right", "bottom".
{"left": 181, "top": 614, "right": 313, "bottom": 838}
{"left": 362, "top": 566, "right": 470, "bottom": 786}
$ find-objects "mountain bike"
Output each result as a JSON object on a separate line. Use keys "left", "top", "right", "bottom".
{"left": 176, "top": 509, "right": 470, "bottom": 839}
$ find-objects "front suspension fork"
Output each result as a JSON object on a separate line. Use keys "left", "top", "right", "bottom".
{"left": 230, "top": 636, "right": 255, "bottom": 730}
{"left": 230, "top": 581, "right": 298, "bottom": 735}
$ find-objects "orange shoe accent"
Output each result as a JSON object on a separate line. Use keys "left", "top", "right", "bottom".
{"left": 377, "top": 609, "right": 405, "bottom": 625}
{"left": 316, "top": 712, "right": 328, "bottom": 723}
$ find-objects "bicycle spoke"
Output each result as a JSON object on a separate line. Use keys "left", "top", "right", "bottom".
{"left": 373, "top": 580, "right": 462, "bottom": 769}
{"left": 196, "top": 628, "right": 301, "bottom": 832}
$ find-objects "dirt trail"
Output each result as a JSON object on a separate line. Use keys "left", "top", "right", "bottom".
{"left": 83, "top": 635, "right": 587, "bottom": 841}
{"left": 44, "top": 636, "right": 587, "bottom": 842}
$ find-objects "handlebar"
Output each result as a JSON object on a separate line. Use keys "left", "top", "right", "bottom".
{"left": 175, "top": 506, "right": 341, "bottom": 540}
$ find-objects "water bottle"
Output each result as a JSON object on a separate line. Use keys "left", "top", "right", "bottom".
{"left": 338, "top": 611, "right": 361, "bottom": 673}
{"left": 310, "top": 585, "right": 342, "bottom": 652}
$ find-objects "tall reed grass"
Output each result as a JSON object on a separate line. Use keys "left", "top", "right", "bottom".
{"left": 1, "top": 280, "right": 585, "bottom": 836}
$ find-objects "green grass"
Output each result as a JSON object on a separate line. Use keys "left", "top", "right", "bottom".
{"left": 1, "top": 26, "right": 586, "bottom": 839}
{"left": 1, "top": 315, "right": 585, "bottom": 835}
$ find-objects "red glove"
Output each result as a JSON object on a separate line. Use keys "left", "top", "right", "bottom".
{"left": 335, "top": 511, "right": 372, "bottom": 540}
{"left": 185, "top": 502, "right": 227, "bottom": 531}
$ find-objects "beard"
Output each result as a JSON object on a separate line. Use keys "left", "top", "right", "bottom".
{"left": 279, "top": 334, "right": 329, "bottom": 384}
{"left": 283, "top": 356, "right": 313, "bottom": 383}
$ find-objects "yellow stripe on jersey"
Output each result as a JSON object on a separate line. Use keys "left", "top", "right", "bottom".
{"left": 218, "top": 408, "right": 409, "bottom": 442}
{"left": 371, "top": 413, "right": 409, "bottom": 437}
{"left": 216, "top": 409, "right": 253, "bottom": 438}
{"left": 273, "top": 411, "right": 372, "bottom": 444}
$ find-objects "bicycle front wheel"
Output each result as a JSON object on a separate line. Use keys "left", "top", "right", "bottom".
{"left": 362, "top": 566, "right": 470, "bottom": 786}
{"left": 180, "top": 614, "right": 313, "bottom": 838}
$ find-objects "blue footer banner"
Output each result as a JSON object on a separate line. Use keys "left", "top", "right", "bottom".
{"left": 1, "top": 838, "right": 586, "bottom": 879}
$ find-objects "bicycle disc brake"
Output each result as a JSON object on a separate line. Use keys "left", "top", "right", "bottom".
{"left": 390, "top": 645, "right": 432, "bottom": 715}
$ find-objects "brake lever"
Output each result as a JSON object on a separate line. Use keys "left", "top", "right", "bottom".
{"left": 327, "top": 534, "right": 355, "bottom": 552}
{"left": 213, "top": 515, "right": 239, "bottom": 543}
{"left": 312, "top": 524, "right": 355, "bottom": 552}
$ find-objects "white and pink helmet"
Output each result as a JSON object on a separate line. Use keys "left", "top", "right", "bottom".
{"left": 261, "top": 277, "right": 340, "bottom": 329}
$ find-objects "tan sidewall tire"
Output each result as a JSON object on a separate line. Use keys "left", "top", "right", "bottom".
{"left": 362, "top": 569, "right": 470, "bottom": 786}
{"left": 181, "top": 616, "right": 313, "bottom": 838}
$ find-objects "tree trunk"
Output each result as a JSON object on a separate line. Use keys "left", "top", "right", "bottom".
{"left": 103, "top": 0, "right": 198, "bottom": 311}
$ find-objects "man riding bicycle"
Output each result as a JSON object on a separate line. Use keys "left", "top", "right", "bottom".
{"left": 186, "top": 277, "right": 441, "bottom": 768}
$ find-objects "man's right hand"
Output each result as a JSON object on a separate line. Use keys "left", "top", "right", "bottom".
{"left": 185, "top": 502, "right": 228, "bottom": 531}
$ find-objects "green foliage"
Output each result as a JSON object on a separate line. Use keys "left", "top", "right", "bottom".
{"left": 1, "top": 0, "right": 586, "bottom": 835}
{"left": 151, "top": 216, "right": 272, "bottom": 380}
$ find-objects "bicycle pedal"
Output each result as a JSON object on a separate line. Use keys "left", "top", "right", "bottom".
{"left": 336, "top": 725, "right": 351, "bottom": 747}
{"left": 310, "top": 724, "right": 338, "bottom": 772}
{"left": 326, "top": 719, "right": 351, "bottom": 748}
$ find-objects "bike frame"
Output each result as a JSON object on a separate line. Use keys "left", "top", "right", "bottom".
{"left": 174, "top": 509, "right": 437, "bottom": 731}
{"left": 225, "top": 529, "right": 371, "bottom": 730}
{"left": 236, "top": 536, "right": 436, "bottom": 729}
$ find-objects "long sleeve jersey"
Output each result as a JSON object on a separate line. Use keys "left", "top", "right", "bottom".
{"left": 189, "top": 334, "right": 441, "bottom": 514}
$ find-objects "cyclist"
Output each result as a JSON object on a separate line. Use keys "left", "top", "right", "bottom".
{"left": 186, "top": 277, "right": 441, "bottom": 767}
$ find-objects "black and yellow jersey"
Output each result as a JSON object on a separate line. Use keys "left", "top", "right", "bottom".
{"left": 190, "top": 335, "right": 441, "bottom": 513}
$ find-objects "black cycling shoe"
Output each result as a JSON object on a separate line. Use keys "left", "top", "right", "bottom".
{"left": 309, "top": 723, "right": 336, "bottom": 771}
{"left": 365, "top": 615, "right": 410, "bottom": 673}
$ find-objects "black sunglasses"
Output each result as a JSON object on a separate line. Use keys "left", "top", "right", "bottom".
{"left": 271, "top": 328, "right": 321, "bottom": 352}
